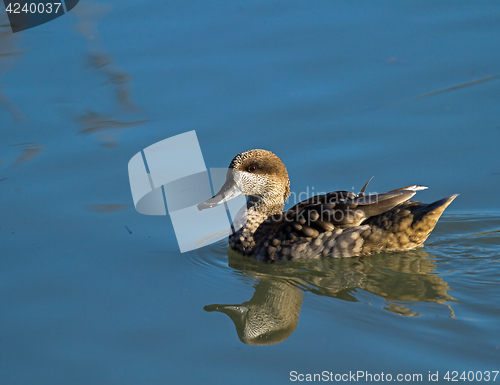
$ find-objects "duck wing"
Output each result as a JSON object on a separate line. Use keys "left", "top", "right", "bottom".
{"left": 271, "top": 189, "right": 417, "bottom": 239}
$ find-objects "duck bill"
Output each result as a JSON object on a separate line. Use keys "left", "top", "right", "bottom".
{"left": 197, "top": 179, "right": 242, "bottom": 211}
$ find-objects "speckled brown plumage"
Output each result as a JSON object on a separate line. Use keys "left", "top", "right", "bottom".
{"left": 198, "top": 149, "right": 457, "bottom": 262}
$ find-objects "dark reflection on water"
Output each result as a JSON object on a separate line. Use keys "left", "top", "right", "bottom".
{"left": 205, "top": 279, "right": 303, "bottom": 346}
{"left": 73, "top": 0, "right": 136, "bottom": 111}
{"left": 84, "top": 203, "right": 130, "bottom": 213}
{"left": 205, "top": 248, "right": 455, "bottom": 345}
{"left": 77, "top": 110, "right": 149, "bottom": 136}
{"left": 69, "top": 0, "right": 149, "bottom": 147}
{"left": 10, "top": 142, "right": 44, "bottom": 166}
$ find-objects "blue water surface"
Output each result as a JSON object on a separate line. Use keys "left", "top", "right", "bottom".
{"left": 1, "top": 1, "right": 499, "bottom": 384}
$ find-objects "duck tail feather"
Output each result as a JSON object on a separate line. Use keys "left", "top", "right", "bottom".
{"left": 422, "top": 194, "right": 459, "bottom": 213}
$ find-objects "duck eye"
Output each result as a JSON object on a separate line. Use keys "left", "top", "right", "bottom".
{"left": 248, "top": 165, "right": 257, "bottom": 172}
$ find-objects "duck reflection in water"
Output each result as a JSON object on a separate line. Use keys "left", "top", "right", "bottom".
{"left": 204, "top": 248, "right": 455, "bottom": 345}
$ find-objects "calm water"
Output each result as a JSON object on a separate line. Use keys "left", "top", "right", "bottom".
{"left": 1, "top": 1, "right": 500, "bottom": 384}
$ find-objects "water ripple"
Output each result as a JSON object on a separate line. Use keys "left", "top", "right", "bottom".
{"left": 183, "top": 239, "right": 232, "bottom": 279}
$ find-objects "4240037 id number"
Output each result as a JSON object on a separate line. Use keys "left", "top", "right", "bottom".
{"left": 5, "top": 3, "right": 63, "bottom": 14}
{"left": 444, "top": 371, "right": 499, "bottom": 381}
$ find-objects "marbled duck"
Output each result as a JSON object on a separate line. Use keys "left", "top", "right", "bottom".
{"left": 198, "top": 150, "right": 457, "bottom": 261}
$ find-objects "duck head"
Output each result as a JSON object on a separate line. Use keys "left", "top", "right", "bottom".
{"left": 197, "top": 149, "right": 290, "bottom": 214}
